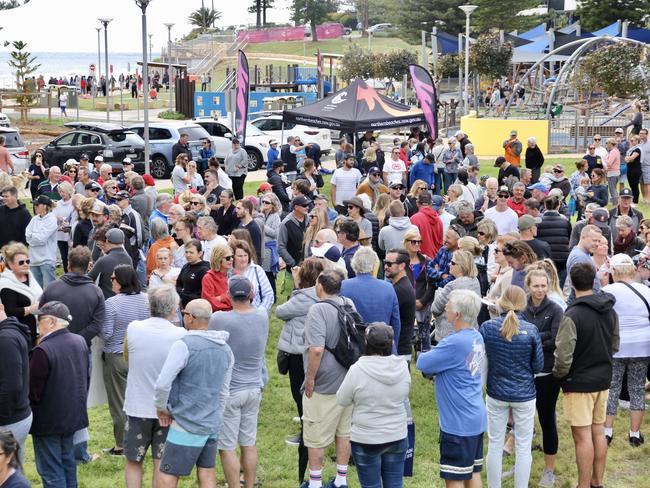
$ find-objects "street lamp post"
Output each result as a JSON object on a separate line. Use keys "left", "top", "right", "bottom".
{"left": 163, "top": 23, "right": 174, "bottom": 113}
{"left": 98, "top": 18, "right": 112, "bottom": 122}
{"left": 459, "top": 5, "right": 477, "bottom": 115}
{"left": 95, "top": 27, "right": 101, "bottom": 90}
{"left": 136, "top": 0, "right": 152, "bottom": 176}
{"left": 149, "top": 34, "right": 153, "bottom": 62}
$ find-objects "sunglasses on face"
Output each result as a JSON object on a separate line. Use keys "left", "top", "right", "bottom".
{"left": 262, "top": 201, "right": 272, "bottom": 205}
{"left": 309, "top": 214, "right": 318, "bottom": 219}
{"left": 190, "top": 201, "right": 202, "bottom": 206}
{"left": 594, "top": 138, "right": 601, "bottom": 141}
{"left": 408, "top": 239, "right": 422, "bottom": 245}
{"left": 588, "top": 147, "right": 595, "bottom": 150}
{"left": 384, "top": 261, "right": 398, "bottom": 267}
{"left": 497, "top": 194, "right": 509, "bottom": 199}
{"left": 17, "top": 259, "right": 30, "bottom": 265}
{"left": 553, "top": 169, "right": 563, "bottom": 173}
{"left": 223, "top": 255, "right": 233, "bottom": 261}
{"left": 110, "top": 276, "right": 116, "bottom": 281}
{"left": 347, "top": 205, "right": 356, "bottom": 210}
{"left": 477, "top": 231, "right": 486, "bottom": 236}
{"left": 90, "top": 188, "right": 100, "bottom": 192}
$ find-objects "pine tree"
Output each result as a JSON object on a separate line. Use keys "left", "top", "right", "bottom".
{"left": 292, "top": 0, "right": 338, "bottom": 41}
{"left": 472, "top": 0, "right": 540, "bottom": 32}
{"left": 394, "top": 0, "right": 465, "bottom": 44}
{"left": 578, "top": 0, "right": 650, "bottom": 32}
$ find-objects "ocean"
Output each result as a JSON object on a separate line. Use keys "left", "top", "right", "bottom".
{"left": 0, "top": 51, "right": 160, "bottom": 88}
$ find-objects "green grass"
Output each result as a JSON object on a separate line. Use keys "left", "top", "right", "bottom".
{"left": 245, "top": 36, "right": 418, "bottom": 57}
{"left": 18, "top": 172, "right": 650, "bottom": 487}
{"left": 77, "top": 94, "right": 171, "bottom": 112}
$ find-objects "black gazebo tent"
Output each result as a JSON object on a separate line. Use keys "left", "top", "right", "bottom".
{"left": 282, "top": 79, "right": 426, "bottom": 132}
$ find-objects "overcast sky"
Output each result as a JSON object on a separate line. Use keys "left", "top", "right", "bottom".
{"left": 0, "top": 0, "right": 292, "bottom": 52}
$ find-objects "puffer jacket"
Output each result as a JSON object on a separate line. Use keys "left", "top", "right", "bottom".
{"left": 276, "top": 286, "right": 319, "bottom": 354}
{"left": 479, "top": 313, "right": 544, "bottom": 402}
{"left": 522, "top": 296, "right": 563, "bottom": 373}
{"left": 536, "top": 210, "right": 571, "bottom": 270}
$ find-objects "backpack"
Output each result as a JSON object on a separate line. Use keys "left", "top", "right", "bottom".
{"left": 322, "top": 299, "right": 367, "bottom": 369}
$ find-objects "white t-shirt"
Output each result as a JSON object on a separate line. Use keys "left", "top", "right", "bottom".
{"left": 171, "top": 166, "right": 188, "bottom": 195}
{"left": 383, "top": 158, "right": 407, "bottom": 185}
{"left": 484, "top": 206, "right": 518, "bottom": 234}
{"left": 594, "top": 146, "right": 608, "bottom": 161}
{"left": 149, "top": 267, "right": 181, "bottom": 288}
{"left": 331, "top": 167, "right": 362, "bottom": 206}
{"left": 602, "top": 282, "right": 650, "bottom": 358}
{"left": 202, "top": 235, "right": 228, "bottom": 262}
{"left": 460, "top": 183, "right": 480, "bottom": 206}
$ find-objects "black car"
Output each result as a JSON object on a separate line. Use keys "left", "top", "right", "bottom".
{"left": 42, "top": 122, "right": 146, "bottom": 173}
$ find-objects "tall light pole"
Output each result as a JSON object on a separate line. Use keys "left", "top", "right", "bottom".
{"left": 95, "top": 27, "right": 102, "bottom": 98}
{"left": 149, "top": 34, "right": 153, "bottom": 62}
{"left": 459, "top": 5, "right": 477, "bottom": 115}
{"left": 98, "top": 18, "right": 112, "bottom": 122}
{"left": 164, "top": 23, "right": 174, "bottom": 114}
{"left": 136, "top": 0, "right": 152, "bottom": 176}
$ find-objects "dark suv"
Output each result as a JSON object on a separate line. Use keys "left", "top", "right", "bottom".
{"left": 41, "top": 122, "right": 146, "bottom": 173}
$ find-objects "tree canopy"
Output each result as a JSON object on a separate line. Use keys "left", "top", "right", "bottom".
{"left": 577, "top": 0, "right": 650, "bottom": 32}
{"left": 188, "top": 7, "right": 221, "bottom": 33}
{"left": 292, "top": 0, "right": 338, "bottom": 41}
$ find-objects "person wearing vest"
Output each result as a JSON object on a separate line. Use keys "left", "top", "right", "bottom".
{"left": 281, "top": 136, "right": 299, "bottom": 182}
{"left": 553, "top": 263, "right": 619, "bottom": 488}
{"left": 29, "top": 301, "right": 89, "bottom": 488}
{"left": 155, "top": 298, "right": 234, "bottom": 487}
{"left": 503, "top": 130, "right": 523, "bottom": 167}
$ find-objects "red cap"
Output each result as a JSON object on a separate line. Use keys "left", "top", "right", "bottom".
{"left": 142, "top": 174, "right": 155, "bottom": 186}
{"left": 257, "top": 182, "right": 272, "bottom": 193}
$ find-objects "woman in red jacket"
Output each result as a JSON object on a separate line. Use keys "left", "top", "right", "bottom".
{"left": 201, "top": 243, "right": 233, "bottom": 312}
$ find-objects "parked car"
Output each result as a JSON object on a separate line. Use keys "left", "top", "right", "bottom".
{"left": 367, "top": 23, "right": 394, "bottom": 34}
{"left": 41, "top": 122, "right": 145, "bottom": 173}
{"left": 128, "top": 121, "right": 210, "bottom": 179}
{"left": 250, "top": 114, "right": 332, "bottom": 154}
{"left": 344, "top": 27, "right": 353, "bottom": 36}
{"left": 194, "top": 117, "right": 270, "bottom": 171}
{"left": 0, "top": 112, "right": 10, "bottom": 128}
{"left": 0, "top": 127, "right": 29, "bottom": 174}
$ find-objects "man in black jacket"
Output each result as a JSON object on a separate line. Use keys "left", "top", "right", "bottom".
{"left": 267, "top": 160, "right": 291, "bottom": 213}
{"left": 553, "top": 263, "right": 619, "bottom": 488}
{"left": 88, "top": 228, "right": 133, "bottom": 299}
{"left": 384, "top": 248, "right": 415, "bottom": 357}
{"left": 277, "top": 196, "right": 309, "bottom": 269}
{"left": 171, "top": 133, "right": 192, "bottom": 163}
{"left": 0, "top": 186, "right": 31, "bottom": 248}
{"left": 280, "top": 136, "right": 298, "bottom": 182}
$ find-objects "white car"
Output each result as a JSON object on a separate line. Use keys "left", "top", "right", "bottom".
{"left": 0, "top": 112, "right": 10, "bottom": 128}
{"left": 194, "top": 117, "right": 271, "bottom": 171}
{"left": 250, "top": 114, "right": 332, "bottom": 154}
{"left": 0, "top": 127, "right": 29, "bottom": 173}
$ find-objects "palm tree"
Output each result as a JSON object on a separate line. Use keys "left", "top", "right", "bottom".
{"left": 188, "top": 7, "right": 221, "bottom": 33}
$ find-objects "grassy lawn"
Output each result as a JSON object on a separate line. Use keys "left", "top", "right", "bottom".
{"left": 77, "top": 93, "right": 171, "bottom": 112}
{"left": 18, "top": 170, "right": 650, "bottom": 487}
{"left": 245, "top": 36, "right": 418, "bottom": 57}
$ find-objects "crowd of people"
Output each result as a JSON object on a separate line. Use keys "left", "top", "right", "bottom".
{"left": 0, "top": 122, "right": 648, "bottom": 488}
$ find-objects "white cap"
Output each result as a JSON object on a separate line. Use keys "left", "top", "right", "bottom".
{"left": 122, "top": 157, "right": 133, "bottom": 164}
{"left": 65, "top": 158, "right": 78, "bottom": 166}
{"left": 610, "top": 253, "right": 634, "bottom": 268}
{"left": 94, "top": 155, "right": 104, "bottom": 162}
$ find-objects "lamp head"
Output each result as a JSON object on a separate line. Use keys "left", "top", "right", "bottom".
{"left": 98, "top": 18, "right": 113, "bottom": 26}
{"left": 163, "top": 23, "right": 175, "bottom": 30}
{"left": 135, "top": 0, "right": 152, "bottom": 10}
{"left": 459, "top": 4, "right": 478, "bottom": 14}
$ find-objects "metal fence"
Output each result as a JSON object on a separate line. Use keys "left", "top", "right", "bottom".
{"left": 549, "top": 109, "right": 630, "bottom": 153}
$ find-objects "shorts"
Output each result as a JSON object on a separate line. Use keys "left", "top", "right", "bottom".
{"left": 159, "top": 426, "right": 218, "bottom": 476}
{"left": 217, "top": 389, "right": 262, "bottom": 451}
{"left": 302, "top": 392, "right": 352, "bottom": 449}
{"left": 439, "top": 431, "right": 484, "bottom": 481}
{"left": 124, "top": 416, "right": 168, "bottom": 462}
{"left": 563, "top": 390, "right": 608, "bottom": 427}
{"left": 643, "top": 165, "right": 650, "bottom": 184}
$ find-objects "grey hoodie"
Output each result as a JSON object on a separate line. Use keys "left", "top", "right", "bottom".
{"left": 276, "top": 287, "right": 319, "bottom": 354}
{"left": 336, "top": 355, "right": 411, "bottom": 444}
{"left": 378, "top": 217, "right": 417, "bottom": 252}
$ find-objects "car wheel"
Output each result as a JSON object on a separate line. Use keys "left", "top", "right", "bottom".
{"left": 245, "top": 148, "right": 262, "bottom": 171}
{"left": 151, "top": 155, "right": 170, "bottom": 179}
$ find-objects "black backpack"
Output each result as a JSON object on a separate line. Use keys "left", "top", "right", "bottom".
{"left": 322, "top": 299, "right": 367, "bottom": 369}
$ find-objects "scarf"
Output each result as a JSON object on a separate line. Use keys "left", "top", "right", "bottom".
{"left": 0, "top": 269, "right": 43, "bottom": 304}
{"left": 367, "top": 177, "right": 383, "bottom": 204}
{"left": 614, "top": 231, "right": 635, "bottom": 254}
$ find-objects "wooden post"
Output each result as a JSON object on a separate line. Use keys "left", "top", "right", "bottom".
{"left": 47, "top": 87, "right": 52, "bottom": 123}
{"left": 270, "top": 64, "right": 273, "bottom": 86}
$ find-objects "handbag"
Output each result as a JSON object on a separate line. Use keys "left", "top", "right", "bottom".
{"left": 276, "top": 350, "right": 291, "bottom": 375}
{"left": 621, "top": 282, "right": 650, "bottom": 319}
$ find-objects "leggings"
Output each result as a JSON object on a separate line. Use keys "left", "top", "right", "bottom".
{"left": 58, "top": 241, "right": 69, "bottom": 273}
{"left": 287, "top": 354, "right": 308, "bottom": 482}
{"left": 534, "top": 374, "right": 560, "bottom": 456}
{"left": 607, "top": 175, "right": 619, "bottom": 206}
{"left": 607, "top": 357, "right": 650, "bottom": 415}
{"left": 230, "top": 174, "right": 247, "bottom": 200}
{"left": 627, "top": 163, "right": 642, "bottom": 203}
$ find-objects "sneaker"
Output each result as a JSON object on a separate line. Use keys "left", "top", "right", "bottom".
{"left": 101, "top": 447, "right": 123, "bottom": 456}
{"left": 605, "top": 434, "right": 613, "bottom": 446}
{"left": 538, "top": 468, "right": 556, "bottom": 487}
{"left": 285, "top": 433, "right": 301, "bottom": 446}
{"left": 501, "top": 467, "right": 515, "bottom": 480}
{"left": 324, "top": 477, "right": 347, "bottom": 488}
{"left": 292, "top": 416, "right": 302, "bottom": 424}
{"left": 629, "top": 433, "right": 645, "bottom": 447}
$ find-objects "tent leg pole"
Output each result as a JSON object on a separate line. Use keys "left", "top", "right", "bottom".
{"left": 280, "top": 121, "right": 284, "bottom": 153}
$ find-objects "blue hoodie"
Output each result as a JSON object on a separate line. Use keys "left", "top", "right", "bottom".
{"left": 409, "top": 159, "right": 435, "bottom": 188}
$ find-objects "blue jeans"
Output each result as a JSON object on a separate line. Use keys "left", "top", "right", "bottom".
{"left": 351, "top": 437, "right": 408, "bottom": 488}
{"left": 31, "top": 264, "right": 56, "bottom": 289}
{"left": 33, "top": 433, "right": 77, "bottom": 488}
{"left": 442, "top": 171, "right": 457, "bottom": 194}
{"left": 433, "top": 172, "right": 443, "bottom": 195}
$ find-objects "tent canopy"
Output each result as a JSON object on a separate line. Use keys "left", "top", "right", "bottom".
{"left": 282, "top": 79, "right": 425, "bottom": 132}
{"left": 518, "top": 23, "right": 547, "bottom": 40}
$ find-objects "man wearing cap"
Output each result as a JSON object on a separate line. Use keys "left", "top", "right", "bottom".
{"left": 519, "top": 215, "right": 552, "bottom": 260}
{"left": 86, "top": 199, "right": 110, "bottom": 260}
{"left": 36, "top": 165, "right": 62, "bottom": 200}
{"left": 29, "top": 301, "right": 89, "bottom": 488}
{"left": 549, "top": 164, "right": 571, "bottom": 199}
{"left": 90, "top": 155, "right": 104, "bottom": 181}
{"left": 566, "top": 225, "right": 603, "bottom": 303}
{"left": 355, "top": 167, "right": 388, "bottom": 207}
{"left": 155, "top": 298, "right": 234, "bottom": 488}
{"left": 441, "top": 138, "right": 462, "bottom": 194}
{"left": 314, "top": 194, "right": 338, "bottom": 222}
{"left": 608, "top": 187, "right": 644, "bottom": 241}
{"left": 311, "top": 242, "right": 347, "bottom": 274}
{"left": 495, "top": 156, "right": 520, "bottom": 188}
{"left": 79, "top": 153, "right": 92, "bottom": 174}
{"left": 382, "top": 147, "right": 407, "bottom": 188}
{"left": 266, "top": 140, "right": 280, "bottom": 171}
{"left": 267, "top": 160, "right": 291, "bottom": 213}
{"left": 614, "top": 128, "right": 629, "bottom": 169}
{"left": 117, "top": 158, "right": 134, "bottom": 191}
{"left": 278, "top": 196, "right": 310, "bottom": 272}
{"left": 88, "top": 228, "right": 134, "bottom": 299}
{"left": 210, "top": 276, "right": 269, "bottom": 488}
{"left": 528, "top": 182, "right": 549, "bottom": 202}
{"left": 331, "top": 155, "right": 362, "bottom": 214}
{"left": 433, "top": 195, "right": 454, "bottom": 234}
{"left": 409, "top": 192, "right": 443, "bottom": 258}
{"left": 503, "top": 130, "right": 522, "bottom": 166}
{"left": 116, "top": 190, "right": 145, "bottom": 267}
{"left": 570, "top": 206, "right": 612, "bottom": 249}
{"left": 84, "top": 180, "right": 102, "bottom": 198}
{"left": 408, "top": 154, "right": 435, "bottom": 190}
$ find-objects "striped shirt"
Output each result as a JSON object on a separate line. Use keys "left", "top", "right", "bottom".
{"left": 101, "top": 293, "right": 150, "bottom": 353}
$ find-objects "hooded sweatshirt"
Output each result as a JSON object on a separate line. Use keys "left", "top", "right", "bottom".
{"left": 409, "top": 206, "right": 443, "bottom": 258}
{"left": 25, "top": 212, "right": 58, "bottom": 266}
{"left": 378, "top": 216, "right": 418, "bottom": 252}
{"left": 0, "top": 317, "right": 31, "bottom": 425}
{"left": 0, "top": 203, "right": 31, "bottom": 248}
{"left": 336, "top": 355, "right": 411, "bottom": 444}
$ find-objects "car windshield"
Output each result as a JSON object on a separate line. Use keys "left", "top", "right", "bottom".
{"left": 180, "top": 126, "right": 210, "bottom": 141}
{"left": 0, "top": 131, "right": 24, "bottom": 148}
{"left": 246, "top": 123, "right": 265, "bottom": 136}
{"left": 106, "top": 132, "right": 144, "bottom": 146}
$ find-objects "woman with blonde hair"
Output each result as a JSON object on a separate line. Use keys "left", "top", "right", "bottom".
{"left": 73, "top": 197, "right": 95, "bottom": 247}
{"left": 201, "top": 243, "right": 234, "bottom": 312}
{"left": 404, "top": 179, "right": 427, "bottom": 217}
{"left": 480, "top": 285, "right": 543, "bottom": 488}
{"left": 477, "top": 218, "right": 499, "bottom": 276}
{"left": 526, "top": 258, "right": 566, "bottom": 310}
{"left": 373, "top": 193, "right": 392, "bottom": 228}
{"left": 302, "top": 206, "right": 330, "bottom": 259}
{"left": 361, "top": 145, "right": 377, "bottom": 174}
{"left": 487, "top": 234, "right": 518, "bottom": 302}
{"left": 260, "top": 192, "right": 282, "bottom": 297}
{"left": 459, "top": 235, "right": 489, "bottom": 297}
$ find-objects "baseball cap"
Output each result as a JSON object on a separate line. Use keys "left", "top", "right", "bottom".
{"left": 89, "top": 199, "right": 109, "bottom": 215}
{"left": 610, "top": 253, "right": 634, "bottom": 268}
{"left": 365, "top": 323, "right": 394, "bottom": 351}
{"left": 311, "top": 242, "right": 342, "bottom": 263}
{"left": 431, "top": 194, "right": 444, "bottom": 211}
{"left": 80, "top": 153, "right": 89, "bottom": 161}
{"left": 314, "top": 194, "right": 328, "bottom": 202}
{"left": 115, "top": 190, "right": 130, "bottom": 201}
{"left": 527, "top": 182, "right": 549, "bottom": 193}
{"left": 494, "top": 156, "right": 507, "bottom": 167}
{"left": 228, "top": 275, "right": 252, "bottom": 299}
{"left": 122, "top": 157, "right": 133, "bottom": 165}
{"left": 552, "top": 164, "right": 565, "bottom": 172}
{"left": 510, "top": 130, "right": 518, "bottom": 136}
{"left": 65, "top": 158, "right": 78, "bottom": 166}
{"left": 591, "top": 208, "right": 609, "bottom": 228}
{"left": 389, "top": 181, "right": 404, "bottom": 190}
{"left": 272, "top": 160, "right": 284, "bottom": 168}
{"left": 619, "top": 188, "right": 633, "bottom": 198}
{"left": 368, "top": 166, "right": 381, "bottom": 175}
{"left": 94, "top": 155, "right": 104, "bottom": 162}
{"left": 292, "top": 195, "right": 312, "bottom": 208}
{"left": 257, "top": 182, "right": 272, "bottom": 193}
{"left": 518, "top": 214, "right": 541, "bottom": 231}
{"left": 142, "top": 174, "right": 155, "bottom": 187}
{"left": 106, "top": 228, "right": 125, "bottom": 244}
{"left": 85, "top": 181, "right": 101, "bottom": 191}
{"left": 33, "top": 194, "right": 53, "bottom": 207}
{"left": 35, "top": 301, "right": 72, "bottom": 321}
{"left": 269, "top": 139, "right": 278, "bottom": 145}
{"left": 615, "top": 127, "right": 624, "bottom": 134}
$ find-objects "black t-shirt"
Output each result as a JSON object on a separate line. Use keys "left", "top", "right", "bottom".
{"left": 393, "top": 275, "right": 416, "bottom": 356}
{"left": 523, "top": 238, "right": 552, "bottom": 260}
{"left": 497, "top": 165, "right": 520, "bottom": 186}
{"left": 205, "top": 186, "right": 225, "bottom": 207}
{"left": 239, "top": 220, "right": 263, "bottom": 263}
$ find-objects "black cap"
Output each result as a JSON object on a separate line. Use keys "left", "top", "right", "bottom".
{"left": 115, "top": 190, "right": 130, "bottom": 201}
{"left": 33, "top": 195, "right": 53, "bottom": 206}
{"left": 272, "top": 160, "right": 284, "bottom": 168}
{"left": 292, "top": 195, "right": 312, "bottom": 208}
{"left": 365, "top": 323, "right": 394, "bottom": 350}
{"left": 35, "top": 301, "right": 72, "bottom": 321}
{"left": 80, "top": 153, "right": 89, "bottom": 161}
{"left": 494, "top": 156, "right": 507, "bottom": 167}
{"left": 85, "top": 181, "right": 101, "bottom": 191}
{"left": 619, "top": 188, "right": 633, "bottom": 198}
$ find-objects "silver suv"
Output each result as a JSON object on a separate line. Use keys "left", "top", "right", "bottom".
{"left": 0, "top": 127, "right": 29, "bottom": 174}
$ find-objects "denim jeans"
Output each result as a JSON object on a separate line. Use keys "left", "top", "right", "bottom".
{"left": 442, "top": 171, "right": 457, "bottom": 194}
{"left": 433, "top": 172, "right": 443, "bottom": 195}
{"left": 486, "top": 396, "right": 536, "bottom": 488}
{"left": 351, "top": 437, "right": 408, "bottom": 488}
{"left": 31, "top": 264, "right": 56, "bottom": 289}
{"left": 33, "top": 433, "right": 77, "bottom": 488}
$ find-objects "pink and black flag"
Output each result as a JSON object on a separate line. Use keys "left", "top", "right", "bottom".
{"left": 235, "top": 50, "right": 250, "bottom": 144}
{"left": 408, "top": 64, "right": 438, "bottom": 140}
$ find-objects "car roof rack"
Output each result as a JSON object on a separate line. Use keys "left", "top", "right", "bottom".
{"left": 63, "top": 122, "right": 129, "bottom": 133}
